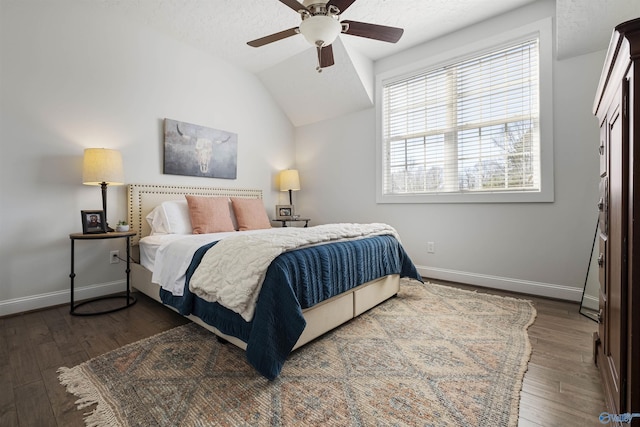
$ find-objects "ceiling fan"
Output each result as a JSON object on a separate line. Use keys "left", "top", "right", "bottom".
{"left": 247, "top": 0, "right": 404, "bottom": 72}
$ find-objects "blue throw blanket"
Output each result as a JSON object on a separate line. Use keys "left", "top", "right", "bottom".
{"left": 160, "top": 234, "right": 422, "bottom": 379}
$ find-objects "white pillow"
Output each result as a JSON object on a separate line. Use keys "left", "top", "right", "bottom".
{"left": 145, "top": 200, "right": 192, "bottom": 234}
{"left": 146, "top": 205, "right": 169, "bottom": 234}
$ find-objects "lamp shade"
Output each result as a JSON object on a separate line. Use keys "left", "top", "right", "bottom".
{"left": 299, "top": 15, "right": 341, "bottom": 47}
{"left": 82, "top": 148, "right": 124, "bottom": 185}
{"left": 280, "top": 169, "right": 300, "bottom": 191}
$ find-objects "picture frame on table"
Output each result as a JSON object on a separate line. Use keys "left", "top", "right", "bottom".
{"left": 276, "top": 205, "right": 294, "bottom": 219}
{"left": 81, "top": 210, "right": 106, "bottom": 234}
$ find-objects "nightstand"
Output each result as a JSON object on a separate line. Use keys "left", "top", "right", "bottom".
{"left": 69, "top": 230, "right": 137, "bottom": 315}
{"left": 272, "top": 218, "right": 311, "bottom": 227}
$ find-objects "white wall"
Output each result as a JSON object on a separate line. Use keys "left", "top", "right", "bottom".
{"left": 295, "top": 1, "right": 605, "bottom": 301}
{"left": 0, "top": 0, "right": 609, "bottom": 316}
{"left": 0, "top": 0, "right": 295, "bottom": 315}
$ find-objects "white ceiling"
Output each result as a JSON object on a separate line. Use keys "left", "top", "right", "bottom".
{"left": 557, "top": 0, "right": 640, "bottom": 59}
{"left": 96, "top": 0, "right": 640, "bottom": 126}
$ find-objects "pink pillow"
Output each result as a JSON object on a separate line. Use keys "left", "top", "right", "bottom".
{"left": 230, "top": 197, "right": 272, "bottom": 231}
{"left": 185, "top": 195, "right": 235, "bottom": 234}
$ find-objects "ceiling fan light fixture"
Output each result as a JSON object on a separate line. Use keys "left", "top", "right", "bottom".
{"left": 247, "top": 0, "right": 404, "bottom": 71}
{"left": 299, "top": 15, "right": 341, "bottom": 47}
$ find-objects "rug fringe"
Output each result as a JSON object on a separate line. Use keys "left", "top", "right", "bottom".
{"left": 58, "top": 366, "right": 123, "bottom": 427}
{"left": 510, "top": 302, "right": 537, "bottom": 427}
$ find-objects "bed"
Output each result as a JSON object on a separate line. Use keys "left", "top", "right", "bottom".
{"left": 128, "top": 184, "right": 422, "bottom": 379}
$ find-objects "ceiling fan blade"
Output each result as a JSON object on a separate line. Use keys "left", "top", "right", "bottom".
{"left": 326, "top": 0, "right": 357, "bottom": 14}
{"left": 247, "top": 27, "right": 299, "bottom": 47}
{"left": 319, "top": 44, "right": 335, "bottom": 68}
{"left": 279, "top": 0, "right": 309, "bottom": 13}
{"left": 341, "top": 20, "right": 404, "bottom": 43}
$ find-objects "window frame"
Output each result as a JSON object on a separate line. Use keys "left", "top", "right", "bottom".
{"left": 375, "top": 18, "right": 554, "bottom": 204}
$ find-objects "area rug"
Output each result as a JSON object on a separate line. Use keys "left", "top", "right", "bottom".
{"left": 58, "top": 279, "right": 536, "bottom": 427}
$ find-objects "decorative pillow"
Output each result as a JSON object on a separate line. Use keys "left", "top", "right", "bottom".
{"left": 145, "top": 200, "right": 192, "bottom": 235}
{"left": 185, "top": 195, "right": 235, "bottom": 234}
{"left": 230, "top": 197, "right": 272, "bottom": 231}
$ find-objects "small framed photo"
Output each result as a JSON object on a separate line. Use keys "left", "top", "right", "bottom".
{"left": 276, "top": 205, "right": 294, "bottom": 219}
{"left": 81, "top": 210, "right": 106, "bottom": 234}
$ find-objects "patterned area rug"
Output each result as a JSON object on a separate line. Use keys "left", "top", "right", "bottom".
{"left": 58, "top": 280, "right": 536, "bottom": 426}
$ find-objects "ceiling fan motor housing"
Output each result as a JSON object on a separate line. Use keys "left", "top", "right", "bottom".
{"left": 302, "top": 0, "right": 333, "bottom": 10}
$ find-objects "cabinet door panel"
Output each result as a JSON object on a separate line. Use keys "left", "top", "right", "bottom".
{"left": 605, "top": 87, "right": 628, "bottom": 413}
{"left": 599, "top": 236, "right": 606, "bottom": 295}
{"left": 600, "top": 122, "right": 608, "bottom": 177}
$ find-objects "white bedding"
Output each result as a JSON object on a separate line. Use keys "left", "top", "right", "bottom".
{"left": 139, "top": 234, "right": 187, "bottom": 271}
{"left": 140, "top": 223, "right": 400, "bottom": 322}
{"left": 139, "top": 228, "right": 288, "bottom": 296}
{"left": 190, "top": 223, "right": 400, "bottom": 321}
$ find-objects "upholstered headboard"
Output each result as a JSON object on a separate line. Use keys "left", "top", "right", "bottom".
{"left": 127, "top": 184, "right": 263, "bottom": 246}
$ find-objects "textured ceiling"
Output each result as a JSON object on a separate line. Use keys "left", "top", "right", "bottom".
{"left": 94, "top": 0, "right": 640, "bottom": 126}
{"left": 556, "top": 0, "right": 640, "bottom": 59}
{"left": 96, "top": 0, "right": 539, "bottom": 73}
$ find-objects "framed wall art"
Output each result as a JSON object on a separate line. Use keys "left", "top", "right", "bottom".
{"left": 163, "top": 118, "right": 238, "bottom": 179}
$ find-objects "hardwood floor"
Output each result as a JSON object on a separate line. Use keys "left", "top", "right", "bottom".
{"left": 0, "top": 281, "right": 605, "bottom": 426}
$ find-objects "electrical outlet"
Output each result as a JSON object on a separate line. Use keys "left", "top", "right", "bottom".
{"left": 110, "top": 250, "right": 120, "bottom": 264}
{"left": 427, "top": 242, "right": 435, "bottom": 253}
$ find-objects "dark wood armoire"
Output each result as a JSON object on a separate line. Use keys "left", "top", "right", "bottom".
{"left": 593, "top": 17, "right": 640, "bottom": 423}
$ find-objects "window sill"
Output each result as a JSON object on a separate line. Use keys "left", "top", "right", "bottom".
{"left": 376, "top": 189, "right": 554, "bottom": 204}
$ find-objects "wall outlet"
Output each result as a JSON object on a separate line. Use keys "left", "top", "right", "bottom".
{"left": 110, "top": 250, "right": 120, "bottom": 264}
{"left": 427, "top": 242, "right": 435, "bottom": 253}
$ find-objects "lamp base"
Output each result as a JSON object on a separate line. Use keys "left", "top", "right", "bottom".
{"left": 100, "top": 182, "right": 114, "bottom": 232}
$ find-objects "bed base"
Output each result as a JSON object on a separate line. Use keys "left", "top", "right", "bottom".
{"left": 132, "top": 263, "right": 399, "bottom": 351}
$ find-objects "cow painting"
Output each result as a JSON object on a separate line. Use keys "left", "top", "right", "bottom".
{"left": 163, "top": 119, "right": 237, "bottom": 179}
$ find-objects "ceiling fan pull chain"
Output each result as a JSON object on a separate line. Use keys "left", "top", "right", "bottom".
{"left": 316, "top": 43, "right": 324, "bottom": 73}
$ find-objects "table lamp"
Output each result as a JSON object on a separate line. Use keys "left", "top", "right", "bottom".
{"left": 279, "top": 169, "right": 300, "bottom": 205}
{"left": 82, "top": 148, "right": 124, "bottom": 232}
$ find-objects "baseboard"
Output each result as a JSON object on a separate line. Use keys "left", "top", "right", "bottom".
{"left": 417, "top": 265, "right": 583, "bottom": 302}
{"left": 581, "top": 293, "right": 599, "bottom": 311}
{"left": 2, "top": 267, "right": 583, "bottom": 316}
{"left": 0, "top": 280, "right": 127, "bottom": 317}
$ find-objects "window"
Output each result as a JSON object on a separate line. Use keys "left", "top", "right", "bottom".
{"left": 377, "top": 19, "right": 553, "bottom": 203}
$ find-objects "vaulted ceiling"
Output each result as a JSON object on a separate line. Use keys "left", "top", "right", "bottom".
{"left": 97, "top": 0, "right": 640, "bottom": 126}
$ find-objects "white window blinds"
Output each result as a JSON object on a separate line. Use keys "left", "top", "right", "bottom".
{"left": 382, "top": 38, "right": 540, "bottom": 196}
